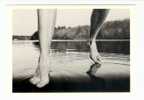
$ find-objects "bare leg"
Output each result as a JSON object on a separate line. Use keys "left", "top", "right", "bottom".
{"left": 87, "top": 9, "right": 109, "bottom": 76}
{"left": 29, "top": 9, "right": 57, "bottom": 88}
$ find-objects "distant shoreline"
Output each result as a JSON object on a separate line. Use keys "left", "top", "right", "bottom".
{"left": 13, "top": 39, "right": 130, "bottom": 42}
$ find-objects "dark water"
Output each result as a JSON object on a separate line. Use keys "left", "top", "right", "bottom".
{"left": 33, "top": 41, "right": 130, "bottom": 54}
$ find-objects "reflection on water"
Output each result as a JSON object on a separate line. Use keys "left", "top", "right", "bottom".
{"left": 13, "top": 41, "right": 130, "bottom": 62}
{"left": 31, "top": 41, "right": 130, "bottom": 54}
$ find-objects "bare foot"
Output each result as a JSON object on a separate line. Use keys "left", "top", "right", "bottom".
{"left": 89, "top": 42, "right": 102, "bottom": 64}
{"left": 35, "top": 56, "right": 50, "bottom": 88}
{"left": 87, "top": 41, "right": 102, "bottom": 76}
{"left": 29, "top": 55, "right": 51, "bottom": 88}
{"left": 29, "top": 67, "right": 40, "bottom": 85}
{"left": 36, "top": 74, "right": 50, "bottom": 88}
{"left": 30, "top": 67, "right": 50, "bottom": 88}
{"left": 87, "top": 63, "right": 101, "bottom": 77}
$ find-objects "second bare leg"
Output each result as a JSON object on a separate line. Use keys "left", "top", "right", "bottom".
{"left": 87, "top": 9, "right": 109, "bottom": 76}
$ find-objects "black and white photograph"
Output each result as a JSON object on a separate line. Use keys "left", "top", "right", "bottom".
{"left": 12, "top": 8, "right": 130, "bottom": 92}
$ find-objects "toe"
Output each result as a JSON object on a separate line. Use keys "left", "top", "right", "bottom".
{"left": 29, "top": 77, "right": 40, "bottom": 85}
{"left": 36, "top": 80, "right": 49, "bottom": 88}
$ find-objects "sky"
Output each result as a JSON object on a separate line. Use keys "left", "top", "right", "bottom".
{"left": 12, "top": 9, "right": 130, "bottom": 36}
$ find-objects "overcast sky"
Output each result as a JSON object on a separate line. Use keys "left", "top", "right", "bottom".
{"left": 12, "top": 9, "right": 130, "bottom": 36}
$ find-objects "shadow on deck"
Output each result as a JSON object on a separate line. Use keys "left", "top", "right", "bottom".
{"left": 13, "top": 75, "right": 130, "bottom": 92}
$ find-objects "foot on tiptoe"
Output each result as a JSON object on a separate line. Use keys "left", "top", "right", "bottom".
{"left": 29, "top": 75, "right": 40, "bottom": 85}
{"left": 87, "top": 63, "right": 101, "bottom": 77}
{"left": 36, "top": 74, "right": 50, "bottom": 88}
{"left": 29, "top": 67, "right": 40, "bottom": 85}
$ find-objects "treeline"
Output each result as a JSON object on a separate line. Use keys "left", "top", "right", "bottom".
{"left": 98, "top": 19, "right": 130, "bottom": 39}
{"left": 31, "top": 19, "right": 130, "bottom": 40}
{"left": 13, "top": 19, "right": 130, "bottom": 54}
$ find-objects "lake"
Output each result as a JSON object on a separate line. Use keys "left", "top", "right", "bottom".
{"left": 13, "top": 41, "right": 130, "bottom": 77}
{"left": 13, "top": 41, "right": 130, "bottom": 92}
